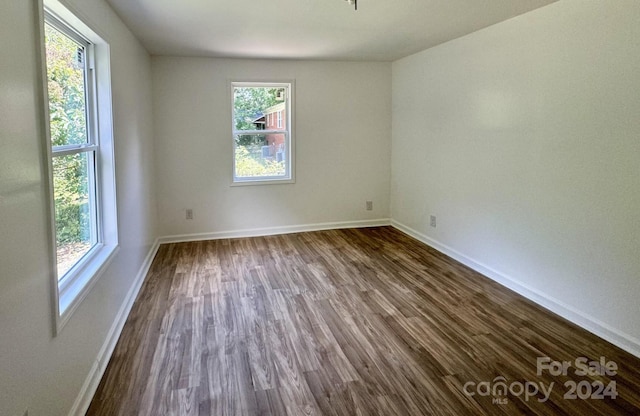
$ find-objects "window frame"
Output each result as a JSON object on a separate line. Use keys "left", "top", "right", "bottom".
{"left": 45, "top": 12, "right": 101, "bottom": 284}
{"left": 41, "top": 0, "right": 119, "bottom": 334}
{"left": 230, "top": 81, "right": 295, "bottom": 185}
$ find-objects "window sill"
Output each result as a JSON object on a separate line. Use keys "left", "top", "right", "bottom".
{"left": 57, "top": 243, "right": 119, "bottom": 333}
{"left": 231, "top": 178, "right": 295, "bottom": 187}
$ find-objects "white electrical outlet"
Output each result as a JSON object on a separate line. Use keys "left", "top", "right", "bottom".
{"left": 186, "top": 209, "right": 193, "bottom": 220}
{"left": 430, "top": 215, "right": 436, "bottom": 227}
{"left": 366, "top": 200, "right": 373, "bottom": 211}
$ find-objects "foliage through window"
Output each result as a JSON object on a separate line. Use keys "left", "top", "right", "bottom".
{"left": 232, "top": 82, "right": 293, "bottom": 183}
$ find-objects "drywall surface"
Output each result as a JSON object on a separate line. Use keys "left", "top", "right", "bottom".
{"left": 0, "top": 0, "right": 157, "bottom": 414}
{"left": 392, "top": 0, "right": 640, "bottom": 351}
{"left": 152, "top": 57, "right": 391, "bottom": 237}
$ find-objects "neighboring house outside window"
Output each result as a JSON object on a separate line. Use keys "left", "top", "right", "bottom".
{"left": 231, "top": 81, "right": 294, "bottom": 184}
{"left": 263, "top": 103, "right": 286, "bottom": 160}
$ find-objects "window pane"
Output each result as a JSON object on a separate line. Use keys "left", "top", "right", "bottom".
{"left": 235, "top": 134, "right": 287, "bottom": 178}
{"left": 45, "top": 23, "right": 89, "bottom": 147}
{"left": 53, "top": 152, "right": 97, "bottom": 278}
{"left": 233, "top": 87, "right": 287, "bottom": 131}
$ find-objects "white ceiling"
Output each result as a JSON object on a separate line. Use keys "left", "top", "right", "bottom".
{"left": 105, "top": 0, "right": 557, "bottom": 62}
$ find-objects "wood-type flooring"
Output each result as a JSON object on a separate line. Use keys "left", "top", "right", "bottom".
{"left": 87, "top": 227, "right": 640, "bottom": 415}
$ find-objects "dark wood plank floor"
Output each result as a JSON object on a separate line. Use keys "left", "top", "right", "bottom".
{"left": 87, "top": 227, "right": 640, "bottom": 415}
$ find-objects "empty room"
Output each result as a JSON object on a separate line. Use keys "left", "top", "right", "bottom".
{"left": 1, "top": 0, "right": 639, "bottom": 415}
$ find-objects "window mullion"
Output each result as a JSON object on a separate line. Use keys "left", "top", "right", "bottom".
{"left": 232, "top": 130, "right": 285, "bottom": 135}
{"left": 52, "top": 144, "right": 98, "bottom": 157}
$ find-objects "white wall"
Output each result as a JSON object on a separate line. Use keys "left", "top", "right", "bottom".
{"left": 0, "top": 0, "right": 157, "bottom": 415}
{"left": 152, "top": 57, "right": 391, "bottom": 238}
{"left": 3, "top": 0, "right": 638, "bottom": 413}
{"left": 392, "top": 0, "right": 640, "bottom": 354}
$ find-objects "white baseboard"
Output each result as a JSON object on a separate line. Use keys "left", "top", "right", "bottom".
{"left": 391, "top": 220, "right": 640, "bottom": 359}
{"left": 158, "top": 218, "right": 392, "bottom": 244}
{"left": 67, "top": 239, "right": 161, "bottom": 416}
{"left": 66, "top": 218, "right": 638, "bottom": 416}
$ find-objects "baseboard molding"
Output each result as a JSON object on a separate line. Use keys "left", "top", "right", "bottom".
{"left": 67, "top": 238, "right": 161, "bottom": 416}
{"left": 158, "top": 218, "right": 392, "bottom": 244}
{"left": 65, "top": 218, "right": 638, "bottom": 416}
{"left": 391, "top": 220, "right": 640, "bottom": 359}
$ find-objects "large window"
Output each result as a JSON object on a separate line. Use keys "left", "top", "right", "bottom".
{"left": 43, "top": 1, "right": 118, "bottom": 331}
{"left": 231, "top": 82, "right": 294, "bottom": 184}
{"left": 45, "top": 16, "right": 98, "bottom": 279}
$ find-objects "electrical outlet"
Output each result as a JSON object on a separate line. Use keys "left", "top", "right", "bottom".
{"left": 186, "top": 209, "right": 193, "bottom": 220}
{"left": 366, "top": 200, "right": 373, "bottom": 211}
{"left": 430, "top": 215, "right": 436, "bottom": 228}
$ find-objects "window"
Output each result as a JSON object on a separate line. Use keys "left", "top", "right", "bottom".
{"left": 231, "top": 81, "right": 294, "bottom": 184}
{"left": 45, "top": 16, "right": 97, "bottom": 279}
{"left": 43, "top": 0, "right": 118, "bottom": 332}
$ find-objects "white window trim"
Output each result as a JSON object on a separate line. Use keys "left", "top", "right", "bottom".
{"left": 230, "top": 81, "right": 295, "bottom": 186}
{"left": 40, "top": 0, "right": 119, "bottom": 334}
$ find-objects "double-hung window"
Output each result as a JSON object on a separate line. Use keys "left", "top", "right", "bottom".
{"left": 231, "top": 81, "right": 294, "bottom": 184}
{"left": 43, "top": 0, "right": 118, "bottom": 331}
